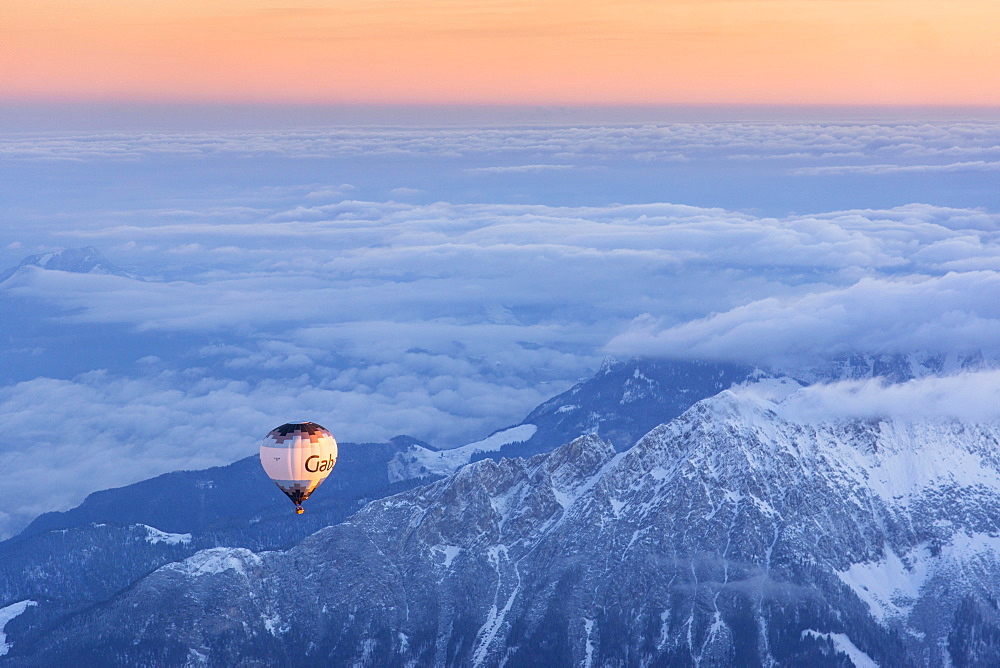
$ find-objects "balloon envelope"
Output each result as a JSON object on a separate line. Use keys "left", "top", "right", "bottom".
{"left": 259, "top": 421, "right": 338, "bottom": 512}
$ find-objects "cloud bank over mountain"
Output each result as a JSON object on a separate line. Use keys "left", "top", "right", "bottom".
{"left": 768, "top": 370, "right": 1000, "bottom": 423}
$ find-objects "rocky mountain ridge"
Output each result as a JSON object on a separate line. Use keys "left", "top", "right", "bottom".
{"left": 7, "top": 381, "right": 1000, "bottom": 665}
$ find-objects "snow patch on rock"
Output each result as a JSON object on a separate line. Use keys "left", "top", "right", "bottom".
{"left": 433, "top": 544, "right": 463, "bottom": 569}
{"left": 802, "top": 630, "right": 878, "bottom": 667}
{"left": 142, "top": 524, "right": 192, "bottom": 545}
{"left": 263, "top": 611, "right": 289, "bottom": 636}
{"left": 583, "top": 618, "right": 596, "bottom": 668}
{"left": 837, "top": 545, "right": 931, "bottom": 622}
{"left": 0, "top": 600, "right": 37, "bottom": 657}
{"left": 166, "top": 547, "right": 262, "bottom": 577}
{"left": 839, "top": 533, "right": 1000, "bottom": 624}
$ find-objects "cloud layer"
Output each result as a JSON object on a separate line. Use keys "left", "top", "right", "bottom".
{"left": 9, "top": 199, "right": 999, "bottom": 367}
{"left": 1, "top": 119, "right": 999, "bottom": 538}
{"left": 3, "top": 121, "right": 999, "bottom": 164}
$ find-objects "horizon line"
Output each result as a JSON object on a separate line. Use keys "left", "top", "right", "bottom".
{"left": 4, "top": 101, "right": 1000, "bottom": 132}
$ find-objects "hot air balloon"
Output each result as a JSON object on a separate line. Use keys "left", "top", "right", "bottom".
{"left": 259, "top": 421, "right": 338, "bottom": 514}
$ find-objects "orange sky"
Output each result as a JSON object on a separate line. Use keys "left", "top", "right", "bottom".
{"left": 2, "top": 0, "right": 998, "bottom": 106}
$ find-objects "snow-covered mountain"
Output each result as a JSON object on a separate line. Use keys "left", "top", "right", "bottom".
{"left": 498, "top": 358, "right": 761, "bottom": 457}
{"left": 384, "top": 353, "right": 996, "bottom": 484}
{"left": 5, "top": 358, "right": 755, "bottom": 647}
{"left": 6, "top": 380, "right": 1000, "bottom": 665}
{"left": 385, "top": 358, "right": 764, "bottom": 482}
{"left": 18, "top": 436, "right": 435, "bottom": 544}
{"left": 0, "top": 246, "right": 142, "bottom": 284}
{"left": 0, "top": 436, "right": 441, "bottom": 637}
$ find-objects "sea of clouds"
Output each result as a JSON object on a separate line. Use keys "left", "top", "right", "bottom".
{"left": 1, "top": 118, "right": 999, "bottom": 537}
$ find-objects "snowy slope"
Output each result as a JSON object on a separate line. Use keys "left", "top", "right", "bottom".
{"left": 0, "top": 601, "right": 36, "bottom": 658}
{"left": 387, "top": 424, "right": 537, "bottom": 481}
{"left": 13, "top": 383, "right": 1000, "bottom": 665}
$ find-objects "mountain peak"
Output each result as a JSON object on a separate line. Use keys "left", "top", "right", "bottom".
{"left": 543, "top": 434, "right": 618, "bottom": 511}
{"left": 0, "top": 246, "right": 142, "bottom": 284}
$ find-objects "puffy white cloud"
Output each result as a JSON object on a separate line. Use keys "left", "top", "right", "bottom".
{"left": 307, "top": 184, "right": 357, "bottom": 199}
{"left": 762, "top": 370, "right": 1000, "bottom": 424}
{"left": 607, "top": 272, "right": 1000, "bottom": 367}
{"left": 388, "top": 187, "right": 425, "bottom": 197}
{"left": 794, "top": 160, "right": 1000, "bottom": 176}
{"left": 465, "top": 164, "right": 576, "bottom": 174}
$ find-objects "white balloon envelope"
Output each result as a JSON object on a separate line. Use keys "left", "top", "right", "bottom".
{"left": 259, "top": 421, "right": 338, "bottom": 514}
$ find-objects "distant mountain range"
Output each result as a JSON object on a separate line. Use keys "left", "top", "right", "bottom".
{"left": 1, "top": 255, "right": 999, "bottom": 665}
